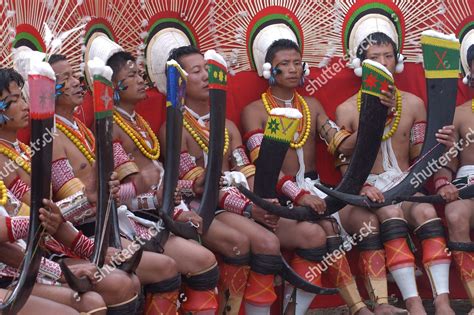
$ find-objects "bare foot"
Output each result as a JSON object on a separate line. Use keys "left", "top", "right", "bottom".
{"left": 434, "top": 293, "right": 454, "bottom": 315}
{"left": 356, "top": 306, "right": 374, "bottom": 315}
{"left": 373, "top": 303, "right": 408, "bottom": 315}
{"left": 405, "top": 296, "right": 427, "bottom": 315}
{"left": 468, "top": 306, "right": 474, "bottom": 315}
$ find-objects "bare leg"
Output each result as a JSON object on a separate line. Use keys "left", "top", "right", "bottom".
{"left": 445, "top": 199, "right": 474, "bottom": 315}
{"left": 212, "top": 212, "right": 281, "bottom": 315}
{"left": 122, "top": 238, "right": 178, "bottom": 284}
{"left": 31, "top": 283, "right": 106, "bottom": 313}
{"left": 403, "top": 201, "right": 453, "bottom": 315}
{"left": 339, "top": 206, "right": 407, "bottom": 315}
{"left": 7, "top": 290, "right": 82, "bottom": 315}
{"left": 163, "top": 235, "right": 216, "bottom": 275}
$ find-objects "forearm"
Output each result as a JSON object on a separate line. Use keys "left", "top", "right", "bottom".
{"left": 54, "top": 222, "right": 94, "bottom": 260}
{"left": 0, "top": 242, "right": 23, "bottom": 268}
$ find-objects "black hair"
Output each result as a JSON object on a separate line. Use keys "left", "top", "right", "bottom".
{"left": 467, "top": 44, "right": 474, "bottom": 70}
{"left": 0, "top": 68, "right": 24, "bottom": 96}
{"left": 167, "top": 45, "right": 201, "bottom": 68}
{"left": 356, "top": 32, "right": 398, "bottom": 62}
{"left": 264, "top": 39, "right": 301, "bottom": 64}
{"left": 48, "top": 54, "right": 67, "bottom": 65}
{"left": 106, "top": 51, "right": 136, "bottom": 81}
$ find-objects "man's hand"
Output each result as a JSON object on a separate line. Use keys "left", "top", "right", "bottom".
{"left": 251, "top": 200, "right": 280, "bottom": 232}
{"left": 39, "top": 199, "right": 64, "bottom": 235}
{"left": 297, "top": 194, "right": 326, "bottom": 214}
{"left": 175, "top": 211, "right": 203, "bottom": 234}
{"left": 64, "top": 263, "right": 99, "bottom": 285}
{"left": 109, "top": 172, "right": 121, "bottom": 204}
{"left": 437, "top": 183, "right": 458, "bottom": 202}
{"left": 104, "top": 247, "right": 120, "bottom": 265}
{"left": 380, "top": 85, "right": 396, "bottom": 109}
{"left": 436, "top": 125, "right": 455, "bottom": 148}
{"left": 361, "top": 185, "right": 385, "bottom": 203}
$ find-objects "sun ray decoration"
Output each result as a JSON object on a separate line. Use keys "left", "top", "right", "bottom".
{"left": 438, "top": 0, "right": 472, "bottom": 34}
{"left": 334, "top": 0, "right": 449, "bottom": 63}
{"left": 0, "top": 0, "right": 85, "bottom": 70}
{"left": 211, "top": 0, "right": 340, "bottom": 73}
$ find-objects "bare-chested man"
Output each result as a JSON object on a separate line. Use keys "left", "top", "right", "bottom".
{"left": 336, "top": 32, "right": 455, "bottom": 315}
{"left": 107, "top": 51, "right": 219, "bottom": 314}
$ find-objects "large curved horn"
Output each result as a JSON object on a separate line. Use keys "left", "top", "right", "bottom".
{"left": 155, "top": 61, "right": 199, "bottom": 241}
{"left": 163, "top": 51, "right": 227, "bottom": 239}
{"left": 318, "top": 31, "right": 460, "bottom": 209}
{"left": 0, "top": 69, "right": 55, "bottom": 314}
{"left": 158, "top": 61, "right": 186, "bottom": 242}
{"left": 194, "top": 51, "right": 227, "bottom": 233}
{"left": 397, "top": 184, "right": 474, "bottom": 204}
{"left": 280, "top": 257, "right": 338, "bottom": 295}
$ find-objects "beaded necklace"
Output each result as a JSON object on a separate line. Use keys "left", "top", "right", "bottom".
{"left": 0, "top": 181, "right": 7, "bottom": 206}
{"left": 357, "top": 89, "right": 402, "bottom": 141}
{"left": 183, "top": 109, "right": 230, "bottom": 155}
{"left": 262, "top": 88, "right": 311, "bottom": 149}
{"left": 113, "top": 109, "right": 160, "bottom": 160}
{"left": 0, "top": 140, "right": 31, "bottom": 173}
{"left": 56, "top": 116, "right": 95, "bottom": 164}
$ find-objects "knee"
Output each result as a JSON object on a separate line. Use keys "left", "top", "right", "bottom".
{"left": 360, "top": 214, "right": 380, "bottom": 234}
{"left": 444, "top": 206, "right": 464, "bottom": 228}
{"left": 252, "top": 230, "right": 280, "bottom": 254}
{"left": 378, "top": 206, "right": 403, "bottom": 221}
{"left": 160, "top": 255, "right": 179, "bottom": 279}
{"left": 298, "top": 223, "right": 327, "bottom": 248}
{"left": 192, "top": 247, "right": 217, "bottom": 272}
{"left": 99, "top": 271, "right": 136, "bottom": 304}
{"left": 79, "top": 291, "right": 106, "bottom": 312}
{"left": 415, "top": 205, "right": 438, "bottom": 225}
{"left": 225, "top": 230, "right": 250, "bottom": 257}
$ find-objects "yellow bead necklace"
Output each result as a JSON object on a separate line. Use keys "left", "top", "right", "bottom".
{"left": 0, "top": 180, "right": 7, "bottom": 206}
{"left": 262, "top": 89, "right": 311, "bottom": 149}
{"left": 183, "top": 109, "right": 229, "bottom": 155}
{"left": 113, "top": 109, "right": 160, "bottom": 160}
{"left": 357, "top": 88, "right": 402, "bottom": 141}
{"left": 56, "top": 117, "right": 95, "bottom": 164}
{"left": 0, "top": 140, "right": 31, "bottom": 174}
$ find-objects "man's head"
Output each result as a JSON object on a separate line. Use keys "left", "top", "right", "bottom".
{"left": 48, "top": 54, "right": 84, "bottom": 109}
{"left": 0, "top": 68, "right": 29, "bottom": 129}
{"left": 467, "top": 45, "right": 474, "bottom": 87}
{"left": 168, "top": 46, "right": 208, "bottom": 102}
{"left": 356, "top": 32, "right": 398, "bottom": 74}
{"left": 106, "top": 51, "right": 146, "bottom": 105}
{"left": 264, "top": 39, "right": 303, "bottom": 88}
